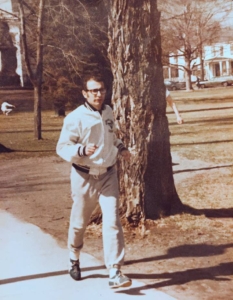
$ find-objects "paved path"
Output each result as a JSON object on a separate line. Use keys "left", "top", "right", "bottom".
{"left": 0, "top": 211, "right": 176, "bottom": 300}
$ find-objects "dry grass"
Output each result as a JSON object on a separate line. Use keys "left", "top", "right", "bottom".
{"left": 168, "top": 88, "right": 233, "bottom": 164}
{"left": 0, "top": 110, "right": 64, "bottom": 160}
{"left": 166, "top": 87, "right": 233, "bottom": 252}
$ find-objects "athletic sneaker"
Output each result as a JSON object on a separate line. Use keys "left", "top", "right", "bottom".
{"left": 69, "top": 259, "right": 81, "bottom": 281}
{"left": 109, "top": 269, "right": 132, "bottom": 288}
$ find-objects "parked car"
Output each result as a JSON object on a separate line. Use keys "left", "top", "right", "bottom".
{"left": 197, "top": 76, "right": 233, "bottom": 89}
{"left": 164, "top": 80, "right": 185, "bottom": 91}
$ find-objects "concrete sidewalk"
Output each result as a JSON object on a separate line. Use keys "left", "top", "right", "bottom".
{"left": 0, "top": 211, "right": 176, "bottom": 300}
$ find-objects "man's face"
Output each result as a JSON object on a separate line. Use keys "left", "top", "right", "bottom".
{"left": 82, "top": 79, "right": 106, "bottom": 110}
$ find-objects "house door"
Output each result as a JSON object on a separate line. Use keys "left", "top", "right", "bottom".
{"left": 231, "top": 61, "right": 233, "bottom": 75}
{"left": 214, "top": 63, "right": 220, "bottom": 77}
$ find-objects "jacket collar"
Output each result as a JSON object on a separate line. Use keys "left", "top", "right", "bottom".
{"left": 84, "top": 101, "right": 106, "bottom": 112}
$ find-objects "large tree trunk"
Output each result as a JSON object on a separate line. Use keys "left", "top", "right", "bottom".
{"left": 199, "top": 47, "right": 205, "bottom": 81}
{"left": 184, "top": 59, "right": 193, "bottom": 91}
{"left": 108, "top": 0, "right": 182, "bottom": 224}
{"left": 34, "top": 85, "right": 42, "bottom": 139}
{"left": 34, "top": 0, "right": 44, "bottom": 140}
{"left": 18, "top": 0, "right": 44, "bottom": 140}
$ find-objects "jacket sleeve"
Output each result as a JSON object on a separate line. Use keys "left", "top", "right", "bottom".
{"left": 114, "top": 135, "right": 127, "bottom": 152}
{"left": 56, "top": 115, "right": 85, "bottom": 163}
{"left": 110, "top": 108, "right": 127, "bottom": 152}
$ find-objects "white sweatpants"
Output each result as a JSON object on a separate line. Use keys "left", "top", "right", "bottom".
{"left": 68, "top": 166, "right": 125, "bottom": 268}
{"left": 2, "top": 109, "right": 13, "bottom": 115}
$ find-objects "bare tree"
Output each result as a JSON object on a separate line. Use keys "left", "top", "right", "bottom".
{"left": 18, "top": 0, "right": 45, "bottom": 139}
{"left": 18, "top": 0, "right": 109, "bottom": 136}
{"left": 107, "top": 0, "right": 182, "bottom": 224}
{"left": 160, "top": 0, "right": 229, "bottom": 88}
{"left": 43, "top": 0, "right": 112, "bottom": 112}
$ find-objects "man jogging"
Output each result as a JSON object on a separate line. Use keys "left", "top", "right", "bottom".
{"left": 1, "top": 102, "right": 16, "bottom": 115}
{"left": 166, "top": 89, "right": 183, "bottom": 124}
{"left": 56, "top": 72, "right": 132, "bottom": 288}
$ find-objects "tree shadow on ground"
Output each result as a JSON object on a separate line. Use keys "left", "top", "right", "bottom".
{"left": 119, "top": 243, "right": 233, "bottom": 295}
{"left": 0, "top": 143, "right": 14, "bottom": 153}
{"left": 0, "top": 129, "right": 60, "bottom": 134}
{"left": 3, "top": 244, "right": 232, "bottom": 286}
{"left": 172, "top": 139, "right": 233, "bottom": 146}
{"left": 15, "top": 150, "right": 55, "bottom": 153}
{"left": 179, "top": 204, "right": 233, "bottom": 218}
{"left": 125, "top": 243, "right": 233, "bottom": 266}
{"left": 180, "top": 106, "right": 233, "bottom": 114}
{"left": 170, "top": 116, "right": 233, "bottom": 126}
{"left": 116, "top": 262, "right": 233, "bottom": 296}
{"left": 173, "top": 164, "right": 233, "bottom": 174}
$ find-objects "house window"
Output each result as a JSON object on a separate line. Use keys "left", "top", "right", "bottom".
{"left": 171, "top": 67, "right": 179, "bottom": 78}
{"left": 231, "top": 61, "right": 233, "bottom": 74}
{"left": 222, "top": 61, "right": 227, "bottom": 75}
{"left": 211, "top": 46, "right": 217, "bottom": 56}
{"left": 220, "top": 46, "right": 223, "bottom": 56}
{"left": 214, "top": 63, "right": 220, "bottom": 77}
{"left": 163, "top": 67, "right": 169, "bottom": 79}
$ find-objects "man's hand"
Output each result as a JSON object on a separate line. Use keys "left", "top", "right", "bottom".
{"left": 121, "top": 150, "right": 131, "bottom": 162}
{"left": 177, "top": 116, "right": 183, "bottom": 125}
{"left": 85, "top": 143, "right": 98, "bottom": 156}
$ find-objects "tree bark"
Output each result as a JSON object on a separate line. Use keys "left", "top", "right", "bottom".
{"left": 34, "top": 0, "right": 44, "bottom": 140}
{"left": 108, "top": 0, "right": 182, "bottom": 224}
{"left": 18, "top": 0, "right": 44, "bottom": 140}
{"left": 34, "top": 85, "right": 42, "bottom": 140}
{"left": 185, "top": 59, "right": 193, "bottom": 91}
{"left": 199, "top": 47, "right": 205, "bottom": 81}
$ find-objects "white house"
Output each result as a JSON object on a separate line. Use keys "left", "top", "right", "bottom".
{"left": 0, "top": 0, "right": 30, "bottom": 87}
{"left": 163, "top": 52, "right": 199, "bottom": 83}
{"left": 204, "top": 43, "right": 233, "bottom": 79}
{"left": 163, "top": 54, "right": 185, "bottom": 81}
{"left": 164, "top": 42, "right": 233, "bottom": 82}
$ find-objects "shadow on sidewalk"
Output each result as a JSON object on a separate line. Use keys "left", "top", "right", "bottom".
{"left": 2, "top": 243, "right": 233, "bottom": 295}
{"left": 117, "top": 262, "right": 233, "bottom": 296}
{"left": 0, "top": 265, "right": 106, "bottom": 285}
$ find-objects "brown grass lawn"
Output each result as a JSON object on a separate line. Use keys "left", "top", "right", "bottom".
{"left": 0, "top": 87, "right": 233, "bottom": 299}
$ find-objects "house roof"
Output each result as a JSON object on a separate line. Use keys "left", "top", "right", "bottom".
{"left": 205, "top": 56, "right": 233, "bottom": 62}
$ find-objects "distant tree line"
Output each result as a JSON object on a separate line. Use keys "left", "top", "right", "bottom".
{"left": 18, "top": 0, "right": 230, "bottom": 130}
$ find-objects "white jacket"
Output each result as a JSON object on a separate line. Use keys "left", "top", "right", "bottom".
{"left": 1, "top": 102, "right": 14, "bottom": 111}
{"left": 56, "top": 102, "right": 126, "bottom": 171}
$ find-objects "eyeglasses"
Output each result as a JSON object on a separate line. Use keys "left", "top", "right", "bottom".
{"left": 86, "top": 88, "right": 106, "bottom": 95}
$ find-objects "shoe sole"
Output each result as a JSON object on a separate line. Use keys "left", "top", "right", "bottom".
{"left": 69, "top": 270, "right": 81, "bottom": 281}
{"left": 109, "top": 280, "right": 132, "bottom": 288}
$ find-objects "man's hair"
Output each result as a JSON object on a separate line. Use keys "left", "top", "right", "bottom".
{"left": 82, "top": 71, "right": 105, "bottom": 90}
